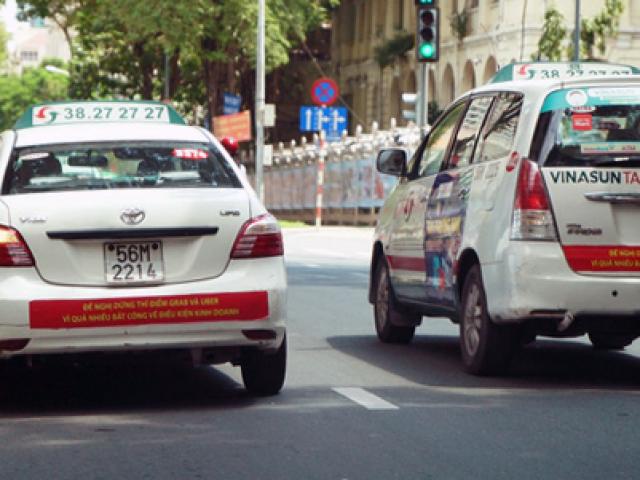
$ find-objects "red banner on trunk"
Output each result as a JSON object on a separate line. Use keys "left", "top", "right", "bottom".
{"left": 563, "top": 245, "right": 640, "bottom": 272}
{"left": 30, "top": 291, "right": 269, "bottom": 329}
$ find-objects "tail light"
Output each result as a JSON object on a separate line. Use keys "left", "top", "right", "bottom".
{"left": 231, "top": 214, "right": 283, "bottom": 258}
{"left": 0, "top": 226, "right": 35, "bottom": 266}
{"left": 511, "top": 159, "right": 557, "bottom": 241}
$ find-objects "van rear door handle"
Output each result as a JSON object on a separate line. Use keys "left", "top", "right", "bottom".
{"left": 584, "top": 192, "right": 640, "bottom": 204}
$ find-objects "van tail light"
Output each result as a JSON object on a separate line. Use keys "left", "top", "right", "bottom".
{"left": 0, "top": 226, "right": 35, "bottom": 266}
{"left": 510, "top": 159, "right": 557, "bottom": 241}
{"left": 231, "top": 214, "right": 283, "bottom": 258}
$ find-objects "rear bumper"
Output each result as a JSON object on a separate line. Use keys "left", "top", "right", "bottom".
{"left": 482, "top": 242, "right": 640, "bottom": 325}
{"left": 0, "top": 258, "right": 286, "bottom": 358}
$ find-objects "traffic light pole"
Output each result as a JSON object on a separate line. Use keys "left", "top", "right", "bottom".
{"left": 417, "top": 63, "right": 429, "bottom": 137}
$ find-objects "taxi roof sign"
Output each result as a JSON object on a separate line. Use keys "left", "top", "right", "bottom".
{"left": 490, "top": 62, "right": 640, "bottom": 84}
{"left": 14, "top": 100, "right": 187, "bottom": 129}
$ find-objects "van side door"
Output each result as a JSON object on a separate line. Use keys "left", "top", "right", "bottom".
{"left": 388, "top": 101, "right": 467, "bottom": 304}
{"left": 423, "top": 95, "right": 495, "bottom": 308}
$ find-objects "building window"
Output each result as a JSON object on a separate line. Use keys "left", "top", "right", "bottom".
{"left": 20, "top": 51, "right": 38, "bottom": 62}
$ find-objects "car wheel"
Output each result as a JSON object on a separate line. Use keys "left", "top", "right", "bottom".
{"left": 374, "top": 260, "right": 417, "bottom": 344}
{"left": 459, "top": 264, "right": 518, "bottom": 375}
{"left": 588, "top": 332, "right": 635, "bottom": 350}
{"left": 241, "top": 336, "right": 287, "bottom": 396}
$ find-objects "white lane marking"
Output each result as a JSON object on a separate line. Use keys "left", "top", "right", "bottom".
{"left": 332, "top": 387, "right": 399, "bottom": 410}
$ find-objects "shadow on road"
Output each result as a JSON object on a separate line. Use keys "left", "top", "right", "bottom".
{"left": 0, "top": 357, "right": 257, "bottom": 416}
{"left": 286, "top": 264, "right": 369, "bottom": 289}
{"left": 327, "top": 334, "right": 640, "bottom": 390}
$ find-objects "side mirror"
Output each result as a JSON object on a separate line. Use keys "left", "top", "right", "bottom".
{"left": 376, "top": 148, "right": 408, "bottom": 177}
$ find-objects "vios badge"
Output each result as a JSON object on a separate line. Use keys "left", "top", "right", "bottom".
{"left": 120, "top": 208, "right": 146, "bottom": 225}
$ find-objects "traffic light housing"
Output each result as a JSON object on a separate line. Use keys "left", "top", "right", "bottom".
{"left": 416, "top": 3, "right": 439, "bottom": 62}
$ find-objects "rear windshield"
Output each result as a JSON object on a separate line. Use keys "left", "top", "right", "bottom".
{"left": 531, "top": 86, "right": 640, "bottom": 167}
{"left": 3, "top": 141, "right": 241, "bottom": 194}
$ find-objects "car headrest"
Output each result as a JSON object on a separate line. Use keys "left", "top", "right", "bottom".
{"left": 67, "top": 155, "right": 109, "bottom": 168}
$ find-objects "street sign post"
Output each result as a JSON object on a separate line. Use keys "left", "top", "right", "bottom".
{"left": 299, "top": 106, "right": 348, "bottom": 141}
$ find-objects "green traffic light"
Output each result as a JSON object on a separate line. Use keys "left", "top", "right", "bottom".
{"left": 419, "top": 43, "right": 435, "bottom": 59}
{"left": 417, "top": 0, "right": 433, "bottom": 4}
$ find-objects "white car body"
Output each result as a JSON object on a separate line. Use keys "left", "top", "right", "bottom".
{"left": 0, "top": 102, "right": 286, "bottom": 394}
{"left": 370, "top": 63, "right": 640, "bottom": 373}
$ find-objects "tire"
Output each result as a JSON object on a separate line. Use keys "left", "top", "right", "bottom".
{"left": 374, "top": 260, "right": 418, "bottom": 344}
{"left": 588, "top": 332, "right": 635, "bottom": 350}
{"left": 241, "top": 336, "right": 287, "bottom": 396}
{"left": 459, "top": 264, "right": 518, "bottom": 375}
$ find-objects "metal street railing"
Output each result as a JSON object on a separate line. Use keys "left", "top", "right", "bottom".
{"left": 247, "top": 120, "right": 422, "bottom": 225}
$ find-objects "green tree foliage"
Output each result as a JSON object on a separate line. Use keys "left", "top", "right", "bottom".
{"left": 0, "top": 65, "right": 69, "bottom": 130}
{"left": 580, "top": 0, "right": 624, "bottom": 59}
{"left": 16, "top": 0, "right": 81, "bottom": 53}
{"left": 17, "top": 0, "right": 337, "bottom": 120}
{"left": 535, "top": 7, "right": 567, "bottom": 61}
{"left": 374, "top": 32, "right": 414, "bottom": 69}
{"left": 536, "top": 1, "right": 623, "bottom": 61}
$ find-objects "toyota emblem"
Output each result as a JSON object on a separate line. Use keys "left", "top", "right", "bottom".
{"left": 120, "top": 208, "right": 146, "bottom": 225}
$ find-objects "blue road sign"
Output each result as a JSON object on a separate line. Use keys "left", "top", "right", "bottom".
{"left": 299, "top": 106, "right": 348, "bottom": 138}
{"left": 223, "top": 92, "right": 241, "bottom": 115}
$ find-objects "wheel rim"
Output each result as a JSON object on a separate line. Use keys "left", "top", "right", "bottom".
{"left": 463, "top": 283, "right": 483, "bottom": 357}
{"left": 375, "top": 267, "right": 389, "bottom": 331}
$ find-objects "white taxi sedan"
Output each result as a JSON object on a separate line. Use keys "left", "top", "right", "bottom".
{"left": 0, "top": 101, "right": 286, "bottom": 395}
{"left": 371, "top": 62, "right": 640, "bottom": 375}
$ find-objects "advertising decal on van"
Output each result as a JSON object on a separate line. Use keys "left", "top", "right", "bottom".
{"left": 424, "top": 169, "right": 473, "bottom": 303}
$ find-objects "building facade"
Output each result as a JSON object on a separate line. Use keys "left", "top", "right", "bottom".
{"left": 331, "top": 0, "right": 640, "bottom": 130}
{"left": 8, "top": 18, "right": 70, "bottom": 74}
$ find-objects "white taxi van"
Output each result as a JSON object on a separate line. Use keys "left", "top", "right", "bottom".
{"left": 371, "top": 62, "right": 640, "bottom": 375}
{"left": 0, "top": 101, "right": 286, "bottom": 395}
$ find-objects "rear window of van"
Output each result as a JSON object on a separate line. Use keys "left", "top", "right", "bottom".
{"left": 531, "top": 87, "right": 640, "bottom": 167}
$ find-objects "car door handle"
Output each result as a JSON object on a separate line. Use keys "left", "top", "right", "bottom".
{"left": 584, "top": 192, "right": 640, "bottom": 204}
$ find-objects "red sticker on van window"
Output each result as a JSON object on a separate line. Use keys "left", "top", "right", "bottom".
{"left": 172, "top": 148, "right": 208, "bottom": 160}
{"left": 572, "top": 114, "right": 593, "bottom": 131}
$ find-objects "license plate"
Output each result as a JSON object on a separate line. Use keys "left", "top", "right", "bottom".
{"left": 104, "top": 241, "right": 164, "bottom": 284}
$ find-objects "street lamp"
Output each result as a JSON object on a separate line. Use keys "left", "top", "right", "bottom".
{"left": 44, "top": 65, "right": 70, "bottom": 76}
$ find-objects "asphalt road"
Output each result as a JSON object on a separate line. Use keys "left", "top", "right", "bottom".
{"left": 1, "top": 226, "right": 639, "bottom": 480}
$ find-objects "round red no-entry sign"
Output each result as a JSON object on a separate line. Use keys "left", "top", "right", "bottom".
{"left": 311, "top": 77, "right": 340, "bottom": 106}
